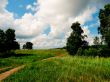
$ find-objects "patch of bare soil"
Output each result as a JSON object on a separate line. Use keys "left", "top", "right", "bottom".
{"left": 0, "top": 65, "right": 25, "bottom": 81}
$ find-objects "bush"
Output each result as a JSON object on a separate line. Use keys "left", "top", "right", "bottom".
{"left": 0, "top": 51, "right": 15, "bottom": 58}
{"left": 77, "top": 48, "right": 102, "bottom": 57}
{"left": 100, "top": 48, "right": 110, "bottom": 57}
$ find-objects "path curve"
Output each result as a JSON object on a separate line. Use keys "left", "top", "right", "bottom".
{"left": 0, "top": 65, "right": 25, "bottom": 81}
{"left": 42, "top": 54, "right": 64, "bottom": 61}
{"left": 0, "top": 54, "right": 64, "bottom": 81}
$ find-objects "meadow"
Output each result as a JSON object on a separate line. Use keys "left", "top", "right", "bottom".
{"left": 1, "top": 49, "right": 110, "bottom": 82}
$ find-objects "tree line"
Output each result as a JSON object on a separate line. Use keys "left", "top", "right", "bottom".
{"left": 66, "top": 4, "right": 110, "bottom": 57}
{"left": 0, "top": 28, "right": 33, "bottom": 57}
{"left": 0, "top": 4, "right": 110, "bottom": 57}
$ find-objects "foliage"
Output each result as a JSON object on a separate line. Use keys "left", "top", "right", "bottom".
{"left": 0, "top": 28, "right": 20, "bottom": 53}
{"left": 66, "top": 22, "right": 84, "bottom": 55}
{"left": 93, "top": 36, "right": 100, "bottom": 45}
{"left": 77, "top": 48, "right": 99, "bottom": 56}
{"left": 0, "top": 29, "right": 6, "bottom": 52}
{"left": 98, "top": 4, "right": 110, "bottom": 47}
{"left": 100, "top": 48, "right": 110, "bottom": 57}
{"left": 23, "top": 42, "right": 33, "bottom": 49}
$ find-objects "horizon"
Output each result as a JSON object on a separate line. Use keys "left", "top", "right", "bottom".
{"left": 0, "top": 0, "right": 110, "bottom": 49}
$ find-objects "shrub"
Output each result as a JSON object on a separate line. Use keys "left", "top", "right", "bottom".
{"left": 77, "top": 48, "right": 102, "bottom": 57}
{"left": 100, "top": 48, "right": 110, "bottom": 57}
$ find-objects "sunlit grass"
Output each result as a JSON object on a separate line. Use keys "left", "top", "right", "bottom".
{"left": 1, "top": 49, "right": 110, "bottom": 82}
{"left": 3, "top": 53, "right": 110, "bottom": 82}
{"left": 0, "top": 49, "right": 66, "bottom": 68}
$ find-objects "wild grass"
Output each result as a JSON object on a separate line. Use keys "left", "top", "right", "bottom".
{"left": 0, "top": 49, "right": 65, "bottom": 68}
{"left": 3, "top": 51, "right": 110, "bottom": 82}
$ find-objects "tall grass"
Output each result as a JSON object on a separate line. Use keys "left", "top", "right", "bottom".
{"left": 3, "top": 54, "right": 110, "bottom": 82}
{"left": 0, "top": 49, "right": 65, "bottom": 68}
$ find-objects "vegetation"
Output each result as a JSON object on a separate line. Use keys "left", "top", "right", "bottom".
{"left": 23, "top": 42, "right": 33, "bottom": 49}
{"left": 0, "top": 49, "right": 64, "bottom": 68}
{"left": 98, "top": 4, "right": 110, "bottom": 47}
{"left": 1, "top": 49, "right": 110, "bottom": 82}
{"left": 66, "top": 4, "right": 110, "bottom": 57}
{"left": 93, "top": 36, "right": 100, "bottom": 45}
{"left": 66, "top": 22, "right": 87, "bottom": 55}
{"left": 0, "top": 28, "right": 20, "bottom": 57}
{"left": 0, "top": 3, "right": 110, "bottom": 82}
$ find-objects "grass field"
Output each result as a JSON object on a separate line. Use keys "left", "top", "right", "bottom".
{"left": 1, "top": 49, "right": 110, "bottom": 82}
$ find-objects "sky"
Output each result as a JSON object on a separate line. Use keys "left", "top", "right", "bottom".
{"left": 0, "top": 0, "right": 110, "bottom": 49}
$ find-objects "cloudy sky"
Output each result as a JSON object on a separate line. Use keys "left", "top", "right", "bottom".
{"left": 0, "top": 0, "right": 110, "bottom": 49}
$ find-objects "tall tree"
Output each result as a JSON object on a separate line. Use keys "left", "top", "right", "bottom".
{"left": 98, "top": 4, "right": 110, "bottom": 47}
{"left": 0, "top": 29, "right": 6, "bottom": 52}
{"left": 66, "top": 22, "right": 84, "bottom": 55}
{"left": 5, "top": 29, "right": 16, "bottom": 50}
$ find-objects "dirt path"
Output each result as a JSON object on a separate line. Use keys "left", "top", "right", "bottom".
{"left": 0, "top": 65, "right": 25, "bottom": 81}
{"left": 42, "top": 54, "right": 64, "bottom": 61}
{"left": 0, "top": 54, "right": 64, "bottom": 81}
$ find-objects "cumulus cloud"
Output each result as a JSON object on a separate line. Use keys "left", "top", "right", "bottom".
{"left": 0, "top": 0, "right": 109, "bottom": 48}
{"left": 0, "top": 0, "right": 14, "bottom": 30}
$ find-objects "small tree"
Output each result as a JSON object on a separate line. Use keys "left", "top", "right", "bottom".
{"left": 23, "top": 42, "right": 33, "bottom": 49}
{"left": 66, "top": 22, "right": 84, "bottom": 55}
{"left": 23, "top": 44, "right": 26, "bottom": 49}
{"left": 93, "top": 36, "right": 100, "bottom": 45}
{"left": 26, "top": 42, "right": 33, "bottom": 49}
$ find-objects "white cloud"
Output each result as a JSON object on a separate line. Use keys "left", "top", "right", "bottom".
{"left": 0, "top": 0, "right": 109, "bottom": 48}
{"left": 26, "top": 5, "right": 33, "bottom": 10}
{"left": 0, "top": 0, "right": 14, "bottom": 30}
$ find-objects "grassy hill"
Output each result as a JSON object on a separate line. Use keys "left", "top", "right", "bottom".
{"left": 0, "top": 49, "right": 110, "bottom": 82}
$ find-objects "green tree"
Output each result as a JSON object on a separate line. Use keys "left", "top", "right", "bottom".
{"left": 93, "top": 36, "right": 100, "bottom": 45}
{"left": 98, "top": 4, "right": 110, "bottom": 47}
{"left": 5, "top": 28, "right": 20, "bottom": 50}
{"left": 0, "top": 29, "right": 6, "bottom": 52}
{"left": 24, "top": 42, "right": 33, "bottom": 49}
{"left": 0, "top": 28, "right": 20, "bottom": 53}
{"left": 23, "top": 44, "right": 26, "bottom": 49}
{"left": 66, "top": 22, "right": 84, "bottom": 55}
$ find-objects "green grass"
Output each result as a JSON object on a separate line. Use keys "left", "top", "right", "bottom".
{"left": 1, "top": 49, "right": 110, "bottom": 82}
{"left": 0, "top": 49, "right": 65, "bottom": 68}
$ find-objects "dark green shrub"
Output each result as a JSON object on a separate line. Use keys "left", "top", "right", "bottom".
{"left": 100, "top": 48, "right": 110, "bottom": 57}
{"left": 77, "top": 48, "right": 84, "bottom": 56}
{"left": 84, "top": 48, "right": 98, "bottom": 56}
{"left": 77, "top": 48, "right": 102, "bottom": 57}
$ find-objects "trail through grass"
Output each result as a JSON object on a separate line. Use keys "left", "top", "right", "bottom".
{"left": 1, "top": 49, "right": 110, "bottom": 82}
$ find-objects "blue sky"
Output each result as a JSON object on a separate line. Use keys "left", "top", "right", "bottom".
{"left": 6, "top": 0, "right": 36, "bottom": 18}
{"left": 0, "top": 0, "right": 109, "bottom": 48}
{"left": 6, "top": 0, "right": 100, "bottom": 36}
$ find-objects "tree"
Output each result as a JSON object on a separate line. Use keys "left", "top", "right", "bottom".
{"left": 66, "top": 22, "right": 84, "bottom": 55}
{"left": 23, "top": 44, "right": 26, "bottom": 49}
{"left": 5, "top": 28, "right": 20, "bottom": 50}
{"left": 26, "top": 42, "right": 33, "bottom": 49}
{"left": 23, "top": 42, "right": 33, "bottom": 49}
{"left": 0, "top": 28, "right": 20, "bottom": 53}
{"left": 93, "top": 36, "right": 100, "bottom": 45}
{"left": 98, "top": 4, "right": 110, "bottom": 47}
{"left": 0, "top": 29, "right": 6, "bottom": 52}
